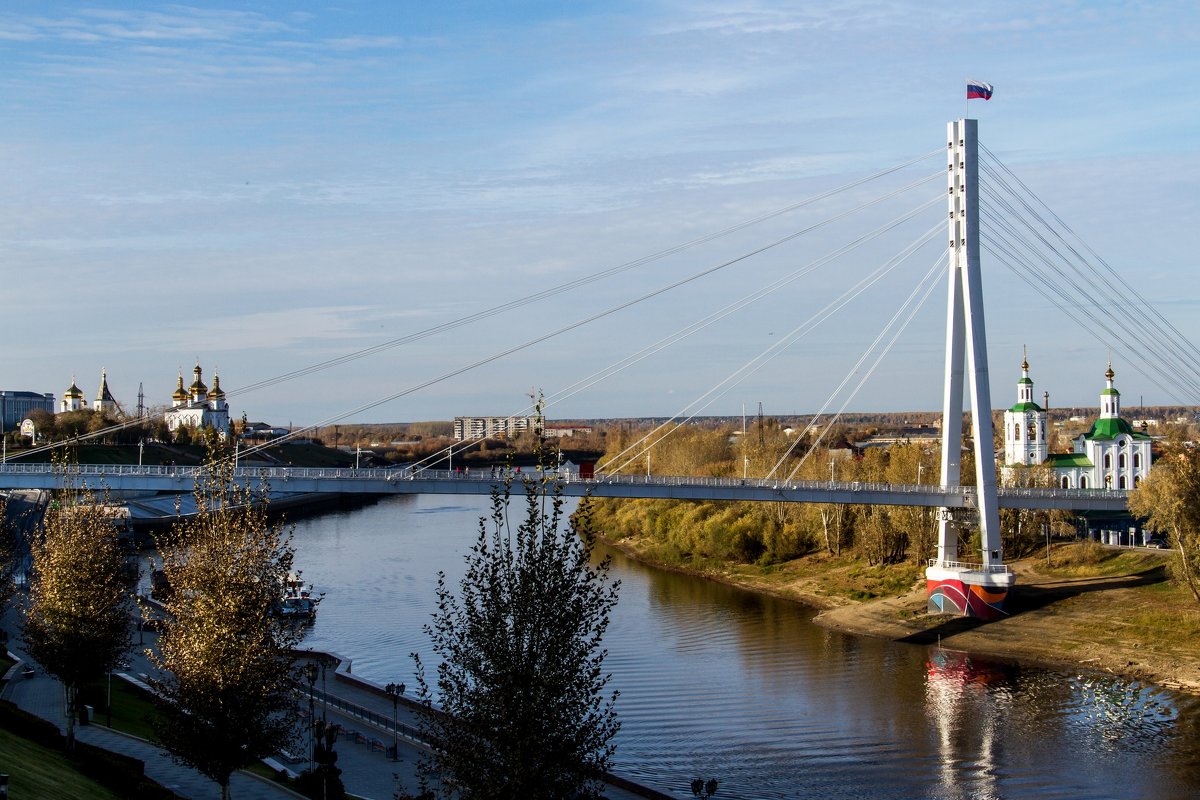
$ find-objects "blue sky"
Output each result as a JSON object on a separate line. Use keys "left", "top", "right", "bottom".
{"left": 3, "top": 2, "right": 1198, "bottom": 426}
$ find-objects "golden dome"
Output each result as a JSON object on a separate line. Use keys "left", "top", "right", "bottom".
{"left": 172, "top": 371, "right": 188, "bottom": 401}
{"left": 188, "top": 363, "right": 207, "bottom": 394}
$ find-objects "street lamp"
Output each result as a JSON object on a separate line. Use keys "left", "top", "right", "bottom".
{"left": 384, "top": 682, "right": 406, "bottom": 761}
{"left": 691, "top": 777, "right": 719, "bottom": 799}
{"left": 303, "top": 662, "right": 319, "bottom": 772}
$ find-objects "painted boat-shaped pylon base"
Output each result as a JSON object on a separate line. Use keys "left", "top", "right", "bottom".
{"left": 926, "top": 564, "right": 1016, "bottom": 622}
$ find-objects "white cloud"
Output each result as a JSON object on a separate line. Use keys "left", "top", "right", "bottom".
{"left": 151, "top": 306, "right": 407, "bottom": 353}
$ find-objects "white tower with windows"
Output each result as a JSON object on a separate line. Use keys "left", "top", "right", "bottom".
{"left": 1003, "top": 352, "right": 1048, "bottom": 466}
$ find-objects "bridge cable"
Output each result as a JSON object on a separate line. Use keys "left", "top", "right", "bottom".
{"left": 600, "top": 218, "right": 945, "bottom": 477}
{"left": 770, "top": 252, "right": 949, "bottom": 482}
{"left": 230, "top": 184, "right": 947, "bottom": 463}
{"left": 978, "top": 158, "right": 1200, "bottom": 403}
{"left": 10, "top": 166, "right": 942, "bottom": 465}
{"left": 979, "top": 200, "right": 1200, "bottom": 404}
{"left": 225, "top": 149, "right": 946, "bottom": 399}
{"left": 978, "top": 164, "right": 1200, "bottom": 395}
{"left": 412, "top": 194, "right": 947, "bottom": 475}
{"left": 981, "top": 225, "right": 1198, "bottom": 405}
{"left": 978, "top": 146, "right": 1200, "bottom": 403}
{"left": 981, "top": 142, "right": 1200, "bottom": 367}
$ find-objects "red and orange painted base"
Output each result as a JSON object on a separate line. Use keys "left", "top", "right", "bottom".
{"left": 925, "top": 565, "right": 1015, "bottom": 621}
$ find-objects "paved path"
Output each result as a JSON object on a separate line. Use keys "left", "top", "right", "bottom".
{"left": 3, "top": 660, "right": 302, "bottom": 799}
{"left": 3, "top": 608, "right": 660, "bottom": 800}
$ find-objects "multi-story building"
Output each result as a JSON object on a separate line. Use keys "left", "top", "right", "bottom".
{"left": 0, "top": 390, "right": 55, "bottom": 431}
{"left": 453, "top": 415, "right": 539, "bottom": 441}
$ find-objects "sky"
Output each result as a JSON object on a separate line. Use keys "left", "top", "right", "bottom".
{"left": 3, "top": 1, "right": 1199, "bottom": 427}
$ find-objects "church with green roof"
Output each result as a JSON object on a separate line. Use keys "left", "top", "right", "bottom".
{"left": 1003, "top": 359, "right": 1151, "bottom": 490}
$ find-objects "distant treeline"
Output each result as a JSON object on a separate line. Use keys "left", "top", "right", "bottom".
{"left": 586, "top": 422, "right": 1069, "bottom": 574}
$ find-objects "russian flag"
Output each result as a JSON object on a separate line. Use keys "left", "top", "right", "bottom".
{"left": 967, "top": 80, "right": 994, "bottom": 100}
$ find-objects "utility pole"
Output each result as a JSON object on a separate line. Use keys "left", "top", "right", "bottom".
{"left": 742, "top": 403, "right": 748, "bottom": 481}
{"left": 758, "top": 401, "right": 765, "bottom": 447}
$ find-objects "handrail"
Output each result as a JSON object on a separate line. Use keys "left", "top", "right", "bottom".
{"left": 304, "top": 686, "right": 424, "bottom": 743}
{"left": 0, "top": 461, "right": 1132, "bottom": 501}
{"left": 927, "top": 559, "right": 1012, "bottom": 574}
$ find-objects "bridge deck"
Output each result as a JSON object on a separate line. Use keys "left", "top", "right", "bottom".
{"left": 0, "top": 463, "right": 1130, "bottom": 512}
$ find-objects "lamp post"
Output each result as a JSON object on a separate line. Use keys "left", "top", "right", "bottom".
{"left": 691, "top": 777, "right": 719, "bottom": 799}
{"left": 318, "top": 655, "right": 331, "bottom": 724}
{"left": 384, "top": 682, "right": 406, "bottom": 761}
{"left": 303, "top": 662, "right": 319, "bottom": 772}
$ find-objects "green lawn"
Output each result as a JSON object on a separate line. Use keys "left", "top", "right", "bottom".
{"left": 0, "top": 726, "right": 124, "bottom": 800}
{"left": 81, "top": 675, "right": 160, "bottom": 741}
{"left": 87, "top": 677, "right": 312, "bottom": 793}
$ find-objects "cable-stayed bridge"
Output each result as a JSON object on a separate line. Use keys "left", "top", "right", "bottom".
{"left": 6, "top": 117, "right": 1195, "bottom": 619}
{"left": 0, "top": 462, "right": 1129, "bottom": 512}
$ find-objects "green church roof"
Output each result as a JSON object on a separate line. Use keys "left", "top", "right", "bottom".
{"left": 1101, "top": 387, "right": 1120, "bottom": 396}
{"left": 1047, "top": 453, "right": 1094, "bottom": 468}
{"left": 1018, "top": 377, "right": 1033, "bottom": 385}
{"left": 1008, "top": 402, "right": 1043, "bottom": 412}
{"left": 1083, "top": 417, "right": 1151, "bottom": 441}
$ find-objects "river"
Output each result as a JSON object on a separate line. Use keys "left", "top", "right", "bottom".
{"left": 287, "top": 493, "right": 1200, "bottom": 800}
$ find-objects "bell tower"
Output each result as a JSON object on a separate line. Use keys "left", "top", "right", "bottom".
{"left": 1003, "top": 349, "right": 1048, "bottom": 466}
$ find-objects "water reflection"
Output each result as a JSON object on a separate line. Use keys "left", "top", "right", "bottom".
{"left": 285, "top": 494, "right": 1200, "bottom": 800}
{"left": 925, "top": 649, "right": 1010, "bottom": 800}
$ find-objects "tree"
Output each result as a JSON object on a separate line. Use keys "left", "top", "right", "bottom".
{"left": 999, "top": 461, "right": 1068, "bottom": 560}
{"left": 885, "top": 443, "right": 937, "bottom": 565}
{"left": 1129, "top": 442, "right": 1200, "bottom": 602}
{"left": 149, "top": 454, "right": 309, "bottom": 800}
{"left": 0, "top": 495, "right": 23, "bottom": 640}
{"left": 22, "top": 469, "right": 133, "bottom": 750}
{"left": 412, "top": 478, "right": 621, "bottom": 799}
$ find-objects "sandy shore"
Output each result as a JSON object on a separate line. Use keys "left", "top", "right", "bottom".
{"left": 602, "top": 535, "right": 1200, "bottom": 695}
{"left": 815, "top": 558, "right": 1200, "bottom": 694}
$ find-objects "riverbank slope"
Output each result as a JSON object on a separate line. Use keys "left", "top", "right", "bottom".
{"left": 600, "top": 534, "right": 1200, "bottom": 695}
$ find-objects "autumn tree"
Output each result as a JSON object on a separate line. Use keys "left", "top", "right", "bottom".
{"left": 0, "top": 495, "right": 24, "bottom": 642}
{"left": 412, "top": 478, "right": 621, "bottom": 799}
{"left": 150, "top": 454, "right": 309, "bottom": 800}
{"left": 22, "top": 469, "right": 133, "bottom": 750}
{"left": 999, "top": 461, "right": 1067, "bottom": 559}
{"left": 885, "top": 443, "right": 937, "bottom": 565}
{"left": 1129, "top": 443, "right": 1200, "bottom": 602}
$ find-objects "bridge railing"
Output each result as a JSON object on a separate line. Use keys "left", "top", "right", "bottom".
{"left": 928, "top": 559, "right": 1012, "bottom": 574}
{"left": 0, "top": 462, "right": 1130, "bottom": 504}
{"left": 591, "top": 472, "right": 968, "bottom": 496}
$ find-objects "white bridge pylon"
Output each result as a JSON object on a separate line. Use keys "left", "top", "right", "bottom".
{"left": 926, "top": 118, "right": 1017, "bottom": 620}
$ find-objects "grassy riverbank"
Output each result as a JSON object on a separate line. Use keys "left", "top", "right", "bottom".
{"left": 0, "top": 726, "right": 125, "bottom": 800}
{"left": 596, "top": 523, "right": 1200, "bottom": 694}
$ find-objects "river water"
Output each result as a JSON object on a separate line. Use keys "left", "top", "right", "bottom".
{"left": 288, "top": 493, "right": 1200, "bottom": 800}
